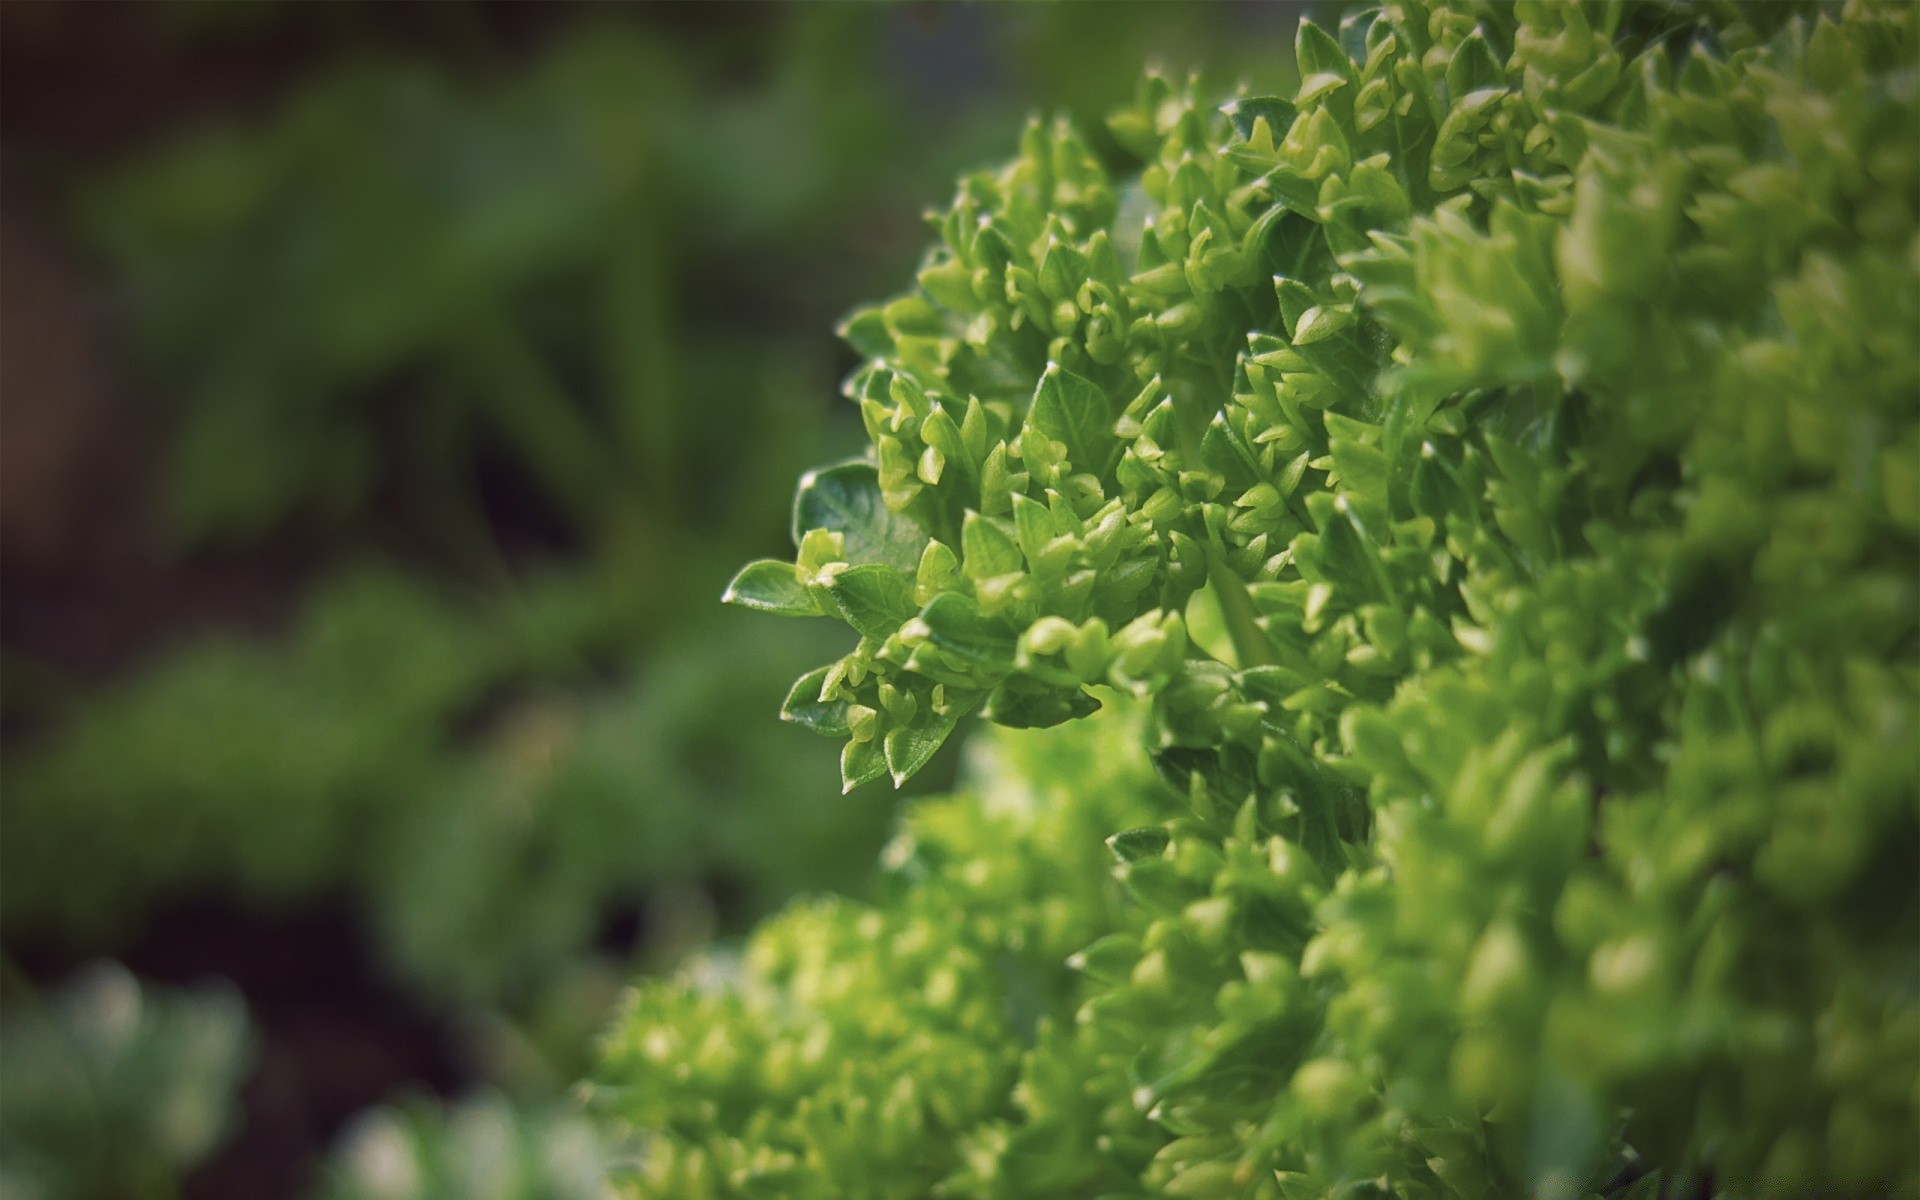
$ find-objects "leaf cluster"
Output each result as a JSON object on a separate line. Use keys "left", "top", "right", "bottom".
{"left": 626, "top": 1, "right": 1919, "bottom": 1196}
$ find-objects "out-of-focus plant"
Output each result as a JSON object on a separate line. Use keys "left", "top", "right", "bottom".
{"left": 312, "top": 1092, "right": 617, "bottom": 1200}
{"left": 0, "top": 963, "right": 254, "bottom": 1200}
{"left": 364, "top": 607, "right": 897, "bottom": 1006}
{"left": 596, "top": 1, "right": 1919, "bottom": 1195}
{"left": 76, "top": 17, "right": 889, "bottom": 562}
{"left": 3, "top": 568, "right": 887, "bottom": 1011}
{"left": 75, "top": 4, "right": 1297, "bottom": 564}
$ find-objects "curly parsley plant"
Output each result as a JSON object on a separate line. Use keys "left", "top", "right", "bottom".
{"left": 595, "top": 3, "right": 1919, "bottom": 1196}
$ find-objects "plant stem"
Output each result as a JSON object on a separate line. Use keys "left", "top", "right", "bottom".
{"left": 1205, "top": 546, "right": 1277, "bottom": 668}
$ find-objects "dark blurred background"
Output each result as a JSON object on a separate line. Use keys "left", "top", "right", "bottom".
{"left": 0, "top": 3, "right": 1300, "bottom": 1195}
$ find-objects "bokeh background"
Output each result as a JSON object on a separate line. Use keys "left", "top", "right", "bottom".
{"left": 0, "top": 3, "right": 1302, "bottom": 1195}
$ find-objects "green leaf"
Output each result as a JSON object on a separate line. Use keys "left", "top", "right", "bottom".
{"left": 1235, "top": 663, "right": 1313, "bottom": 705}
{"left": 1068, "top": 933, "right": 1141, "bottom": 984}
{"left": 822, "top": 566, "right": 917, "bottom": 639}
{"left": 1028, "top": 363, "right": 1119, "bottom": 476}
{"left": 837, "top": 305, "right": 892, "bottom": 358}
{"left": 962, "top": 511, "right": 1025, "bottom": 579}
{"left": 1223, "top": 96, "right": 1295, "bottom": 143}
{"left": 1323, "top": 412, "right": 1389, "bottom": 528}
{"left": 882, "top": 697, "right": 974, "bottom": 787}
{"left": 792, "top": 460, "right": 929, "bottom": 571}
{"left": 840, "top": 737, "right": 887, "bottom": 793}
{"left": 1294, "top": 20, "right": 1354, "bottom": 87}
{"left": 908, "top": 593, "right": 1016, "bottom": 672}
{"left": 1107, "top": 825, "right": 1170, "bottom": 864}
{"left": 1446, "top": 31, "right": 1503, "bottom": 101}
{"left": 1010, "top": 493, "right": 1057, "bottom": 565}
{"left": 981, "top": 679, "right": 1101, "bottom": 728}
{"left": 780, "top": 665, "right": 851, "bottom": 737}
{"left": 723, "top": 560, "right": 823, "bottom": 616}
{"left": 1274, "top": 277, "right": 1319, "bottom": 334}
{"left": 1265, "top": 170, "right": 1322, "bottom": 220}
{"left": 1038, "top": 240, "right": 1090, "bottom": 302}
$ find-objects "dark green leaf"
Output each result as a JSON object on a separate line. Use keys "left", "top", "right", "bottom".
{"left": 1264, "top": 170, "right": 1322, "bottom": 220}
{"left": 823, "top": 565, "right": 917, "bottom": 639}
{"left": 1107, "top": 826, "right": 1171, "bottom": 864}
{"left": 780, "top": 665, "right": 851, "bottom": 737}
{"left": 981, "top": 679, "right": 1100, "bottom": 728}
{"left": 1223, "top": 96, "right": 1296, "bottom": 142}
{"left": 1446, "top": 31, "right": 1503, "bottom": 101}
{"left": 792, "top": 460, "right": 929, "bottom": 571}
{"left": 911, "top": 593, "right": 1016, "bottom": 672}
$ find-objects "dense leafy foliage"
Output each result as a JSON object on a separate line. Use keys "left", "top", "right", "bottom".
{"left": 595, "top": 707, "right": 1171, "bottom": 1197}
{"left": 599, "top": 2, "right": 1919, "bottom": 1196}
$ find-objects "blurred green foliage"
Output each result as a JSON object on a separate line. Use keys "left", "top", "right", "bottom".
{"left": 312, "top": 1093, "right": 617, "bottom": 1200}
{"left": 0, "top": 964, "right": 254, "bottom": 1200}
{"left": 73, "top": 5, "right": 1292, "bottom": 559}
{"left": 4, "top": 569, "right": 884, "bottom": 1010}
{"left": 75, "top": 21, "right": 880, "bottom": 556}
